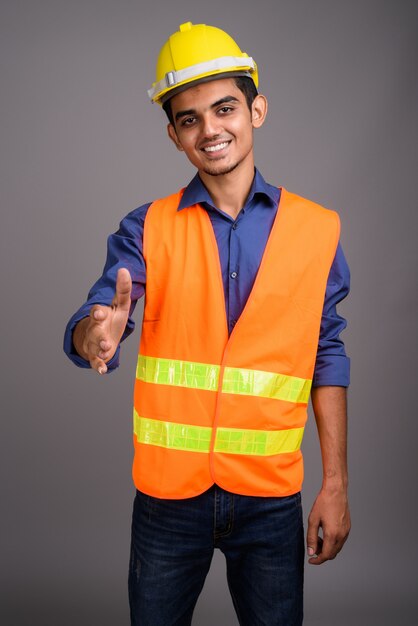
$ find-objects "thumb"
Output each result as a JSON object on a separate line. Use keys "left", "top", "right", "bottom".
{"left": 307, "top": 514, "right": 319, "bottom": 558}
{"left": 114, "top": 268, "right": 132, "bottom": 311}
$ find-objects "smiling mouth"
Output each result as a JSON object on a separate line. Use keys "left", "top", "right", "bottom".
{"left": 201, "top": 141, "right": 231, "bottom": 154}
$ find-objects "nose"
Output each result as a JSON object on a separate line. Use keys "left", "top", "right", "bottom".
{"left": 201, "top": 113, "right": 222, "bottom": 138}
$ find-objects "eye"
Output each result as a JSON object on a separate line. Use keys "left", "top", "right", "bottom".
{"left": 181, "top": 116, "right": 196, "bottom": 127}
{"left": 219, "top": 106, "right": 234, "bottom": 114}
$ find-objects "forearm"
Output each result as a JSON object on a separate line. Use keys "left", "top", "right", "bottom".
{"left": 311, "top": 385, "right": 348, "bottom": 491}
{"left": 307, "top": 385, "right": 350, "bottom": 564}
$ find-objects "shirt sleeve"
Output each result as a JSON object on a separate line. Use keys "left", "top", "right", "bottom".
{"left": 63, "top": 203, "right": 150, "bottom": 371}
{"left": 312, "top": 241, "right": 351, "bottom": 387}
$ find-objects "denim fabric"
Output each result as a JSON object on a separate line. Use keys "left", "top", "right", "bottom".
{"left": 128, "top": 485, "right": 304, "bottom": 625}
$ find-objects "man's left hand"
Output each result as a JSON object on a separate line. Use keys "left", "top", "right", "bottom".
{"left": 306, "top": 487, "right": 351, "bottom": 565}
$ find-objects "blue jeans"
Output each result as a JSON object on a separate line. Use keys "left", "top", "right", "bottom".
{"left": 128, "top": 485, "right": 304, "bottom": 625}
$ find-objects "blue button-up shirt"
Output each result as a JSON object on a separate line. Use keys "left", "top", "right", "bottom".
{"left": 64, "top": 169, "right": 350, "bottom": 386}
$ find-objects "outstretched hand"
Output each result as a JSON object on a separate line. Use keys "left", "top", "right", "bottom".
{"left": 74, "top": 268, "right": 132, "bottom": 374}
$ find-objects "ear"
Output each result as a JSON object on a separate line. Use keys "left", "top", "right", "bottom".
{"left": 251, "top": 94, "right": 268, "bottom": 129}
{"left": 167, "top": 123, "right": 184, "bottom": 151}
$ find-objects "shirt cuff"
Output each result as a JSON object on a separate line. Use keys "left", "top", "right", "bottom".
{"left": 312, "top": 355, "right": 350, "bottom": 387}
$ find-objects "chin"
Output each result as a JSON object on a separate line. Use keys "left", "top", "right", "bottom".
{"left": 202, "top": 160, "right": 241, "bottom": 177}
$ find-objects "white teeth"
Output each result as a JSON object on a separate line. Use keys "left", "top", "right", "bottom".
{"left": 203, "top": 141, "right": 229, "bottom": 153}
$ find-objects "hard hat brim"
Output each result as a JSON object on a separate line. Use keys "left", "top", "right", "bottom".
{"left": 159, "top": 70, "right": 256, "bottom": 105}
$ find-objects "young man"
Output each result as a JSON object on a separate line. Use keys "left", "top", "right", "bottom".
{"left": 64, "top": 22, "right": 351, "bottom": 625}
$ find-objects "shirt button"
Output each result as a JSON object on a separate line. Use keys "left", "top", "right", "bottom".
{"left": 230, "top": 319, "right": 237, "bottom": 328}
{"left": 230, "top": 271, "right": 237, "bottom": 279}
{"left": 232, "top": 222, "right": 238, "bottom": 230}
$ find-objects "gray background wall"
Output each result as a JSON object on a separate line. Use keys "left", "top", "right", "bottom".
{"left": 1, "top": 0, "right": 417, "bottom": 624}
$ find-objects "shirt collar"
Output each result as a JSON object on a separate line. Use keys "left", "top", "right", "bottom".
{"left": 177, "top": 168, "right": 280, "bottom": 212}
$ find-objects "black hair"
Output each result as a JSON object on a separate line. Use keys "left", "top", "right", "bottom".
{"left": 162, "top": 76, "right": 258, "bottom": 126}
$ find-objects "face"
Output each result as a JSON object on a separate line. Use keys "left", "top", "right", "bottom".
{"left": 167, "top": 78, "right": 267, "bottom": 178}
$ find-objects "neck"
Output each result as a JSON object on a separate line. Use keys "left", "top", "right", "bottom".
{"left": 198, "top": 155, "right": 255, "bottom": 220}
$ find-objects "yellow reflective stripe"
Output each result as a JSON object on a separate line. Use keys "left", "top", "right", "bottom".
{"left": 137, "top": 355, "right": 311, "bottom": 404}
{"left": 222, "top": 366, "right": 312, "bottom": 404}
{"left": 214, "top": 426, "right": 304, "bottom": 456}
{"left": 137, "top": 355, "right": 219, "bottom": 391}
{"left": 134, "top": 412, "right": 304, "bottom": 456}
{"left": 134, "top": 411, "right": 212, "bottom": 453}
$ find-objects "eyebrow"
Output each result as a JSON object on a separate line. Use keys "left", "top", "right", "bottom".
{"left": 174, "top": 96, "right": 240, "bottom": 122}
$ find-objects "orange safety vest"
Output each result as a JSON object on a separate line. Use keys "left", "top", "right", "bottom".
{"left": 132, "top": 187, "right": 340, "bottom": 498}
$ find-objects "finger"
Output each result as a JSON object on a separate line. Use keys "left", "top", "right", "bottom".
{"left": 306, "top": 516, "right": 319, "bottom": 559}
{"left": 85, "top": 339, "right": 113, "bottom": 363}
{"left": 90, "top": 305, "right": 109, "bottom": 323}
{"left": 98, "top": 341, "right": 113, "bottom": 360}
{"left": 308, "top": 536, "right": 323, "bottom": 565}
{"left": 89, "top": 355, "right": 108, "bottom": 375}
{"left": 310, "top": 535, "right": 342, "bottom": 565}
{"left": 114, "top": 268, "right": 132, "bottom": 311}
{"left": 98, "top": 348, "right": 113, "bottom": 360}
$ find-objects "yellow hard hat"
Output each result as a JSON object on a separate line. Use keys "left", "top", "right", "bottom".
{"left": 148, "top": 22, "right": 258, "bottom": 105}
